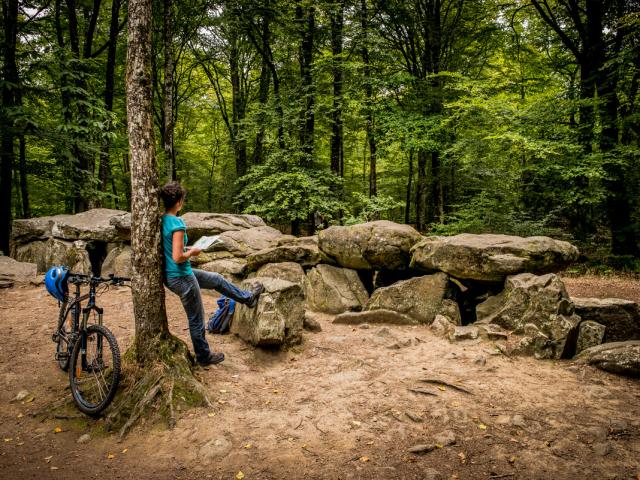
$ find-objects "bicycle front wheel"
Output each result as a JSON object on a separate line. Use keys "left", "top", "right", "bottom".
{"left": 69, "top": 324, "right": 121, "bottom": 416}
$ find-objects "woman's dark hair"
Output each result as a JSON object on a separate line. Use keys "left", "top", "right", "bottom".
{"left": 160, "top": 181, "right": 186, "bottom": 210}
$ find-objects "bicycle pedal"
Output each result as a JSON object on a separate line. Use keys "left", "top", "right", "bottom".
{"left": 51, "top": 333, "right": 59, "bottom": 343}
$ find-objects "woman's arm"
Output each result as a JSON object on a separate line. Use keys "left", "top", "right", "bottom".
{"left": 171, "top": 230, "right": 201, "bottom": 263}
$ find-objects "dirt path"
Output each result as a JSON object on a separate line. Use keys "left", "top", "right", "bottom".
{"left": 0, "top": 279, "right": 639, "bottom": 480}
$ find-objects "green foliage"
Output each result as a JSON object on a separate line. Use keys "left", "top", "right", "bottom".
{"left": 341, "top": 193, "right": 404, "bottom": 225}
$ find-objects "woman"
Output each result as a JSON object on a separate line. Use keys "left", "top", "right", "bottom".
{"left": 160, "top": 181, "right": 264, "bottom": 366}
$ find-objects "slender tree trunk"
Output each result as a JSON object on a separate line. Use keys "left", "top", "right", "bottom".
{"left": 252, "top": 17, "right": 271, "bottom": 166}
{"left": 405, "top": 148, "right": 414, "bottom": 224}
{"left": 98, "top": 0, "right": 122, "bottom": 204}
{"left": 330, "top": 0, "right": 343, "bottom": 176}
{"left": 297, "top": 3, "right": 315, "bottom": 165}
{"left": 126, "top": 0, "right": 170, "bottom": 362}
{"left": 18, "top": 134, "right": 29, "bottom": 218}
{"left": 0, "top": 0, "right": 18, "bottom": 254}
{"left": 163, "top": 0, "right": 175, "bottom": 181}
{"left": 415, "top": 149, "right": 428, "bottom": 231}
{"left": 361, "top": 0, "right": 377, "bottom": 197}
{"left": 229, "top": 25, "right": 247, "bottom": 177}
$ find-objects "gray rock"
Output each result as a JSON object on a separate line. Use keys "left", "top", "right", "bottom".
{"left": 11, "top": 208, "right": 128, "bottom": 244}
{"left": 573, "top": 297, "right": 640, "bottom": 342}
{"left": 303, "top": 312, "right": 323, "bottom": 332}
{"left": 0, "top": 256, "right": 36, "bottom": 284}
{"left": 410, "top": 233, "right": 579, "bottom": 282}
{"left": 199, "top": 437, "right": 232, "bottom": 460}
{"left": 100, "top": 245, "right": 132, "bottom": 277}
{"left": 449, "top": 325, "right": 479, "bottom": 342}
{"left": 477, "top": 323, "right": 509, "bottom": 341}
{"left": 255, "top": 262, "right": 306, "bottom": 286}
{"left": 576, "top": 341, "right": 640, "bottom": 377}
{"left": 423, "top": 468, "right": 443, "bottom": 480}
{"left": 305, "top": 264, "right": 369, "bottom": 314}
{"left": 13, "top": 237, "right": 91, "bottom": 273}
{"left": 359, "top": 323, "right": 371, "bottom": 329}
{"left": 474, "top": 355, "right": 487, "bottom": 366}
{"left": 207, "top": 225, "right": 283, "bottom": 257}
{"left": 333, "top": 309, "right": 418, "bottom": 326}
{"left": 231, "top": 277, "right": 305, "bottom": 347}
{"left": 318, "top": 221, "right": 422, "bottom": 270}
{"left": 430, "top": 314, "right": 456, "bottom": 337}
{"left": 197, "top": 258, "right": 247, "bottom": 279}
{"left": 245, "top": 241, "right": 332, "bottom": 272}
{"left": 576, "top": 321, "right": 606, "bottom": 354}
{"left": 438, "top": 299, "right": 462, "bottom": 325}
{"left": 511, "top": 323, "right": 555, "bottom": 359}
{"left": 77, "top": 434, "right": 91, "bottom": 444}
{"left": 181, "top": 212, "right": 265, "bottom": 239}
{"left": 511, "top": 414, "right": 527, "bottom": 428}
{"left": 433, "top": 430, "right": 456, "bottom": 446}
{"left": 476, "top": 273, "right": 581, "bottom": 359}
{"left": 364, "top": 273, "right": 450, "bottom": 324}
{"left": 407, "top": 444, "right": 437, "bottom": 454}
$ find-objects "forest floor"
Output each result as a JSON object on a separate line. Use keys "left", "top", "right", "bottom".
{"left": 0, "top": 275, "right": 639, "bottom": 480}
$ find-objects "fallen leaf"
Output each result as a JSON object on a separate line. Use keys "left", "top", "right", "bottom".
{"left": 24, "top": 395, "right": 35, "bottom": 403}
{"left": 4, "top": 438, "right": 12, "bottom": 442}
{"left": 207, "top": 413, "right": 216, "bottom": 418}
{"left": 435, "top": 444, "right": 443, "bottom": 449}
{"left": 301, "top": 444, "right": 308, "bottom": 449}
{"left": 219, "top": 389, "right": 227, "bottom": 394}
{"left": 265, "top": 400, "right": 271, "bottom": 405}
{"left": 235, "top": 471, "right": 245, "bottom": 480}
{"left": 478, "top": 424, "right": 487, "bottom": 430}
{"left": 121, "top": 448, "right": 128, "bottom": 454}
{"left": 244, "top": 443, "right": 252, "bottom": 449}
{"left": 458, "top": 452, "right": 466, "bottom": 463}
{"left": 287, "top": 437, "right": 293, "bottom": 442}
{"left": 17, "top": 413, "right": 23, "bottom": 418}
{"left": 451, "top": 402, "right": 460, "bottom": 408}
{"left": 351, "top": 420, "right": 361, "bottom": 427}
{"left": 107, "top": 453, "right": 115, "bottom": 459}
{"left": 17, "top": 442, "right": 24, "bottom": 446}
{"left": 44, "top": 456, "right": 53, "bottom": 463}
{"left": 438, "top": 386, "right": 446, "bottom": 391}
{"left": 366, "top": 441, "right": 374, "bottom": 445}
{"left": 50, "top": 466, "right": 59, "bottom": 470}
{"left": 217, "top": 400, "right": 226, "bottom": 405}
{"left": 509, "top": 456, "right": 517, "bottom": 464}
{"left": 54, "top": 427, "right": 62, "bottom": 433}
{"left": 359, "top": 456, "right": 369, "bottom": 462}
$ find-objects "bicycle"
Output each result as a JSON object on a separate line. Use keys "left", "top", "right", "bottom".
{"left": 52, "top": 272, "right": 130, "bottom": 416}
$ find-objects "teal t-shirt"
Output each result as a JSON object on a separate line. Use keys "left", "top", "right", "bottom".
{"left": 162, "top": 214, "right": 193, "bottom": 278}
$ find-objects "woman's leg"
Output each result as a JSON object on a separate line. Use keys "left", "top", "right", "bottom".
{"left": 166, "top": 274, "right": 213, "bottom": 363}
{"left": 192, "top": 269, "right": 253, "bottom": 303}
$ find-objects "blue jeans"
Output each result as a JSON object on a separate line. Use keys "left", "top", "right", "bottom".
{"left": 165, "top": 269, "right": 253, "bottom": 363}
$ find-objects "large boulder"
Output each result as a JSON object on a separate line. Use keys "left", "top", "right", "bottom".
{"left": 12, "top": 209, "right": 128, "bottom": 245}
{"left": 110, "top": 212, "right": 266, "bottom": 241}
{"left": 318, "top": 221, "right": 422, "bottom": 270}
{"left": 231, "top": 277, "right": 304, "bottom": 347}
{"left": 476, "top": 273, "right": 581, "bottom": 359}
{"left": 12, "top": 238, "right": 91, "bottom": 274}
{"left": 0, "top": 256, "right": 37, "bottom": 284}
{"left": 572, "top": 297, "right": 640, "bottom": 342}
{"left": 101, "top": 245, "right": 132, "bottom": 277}
{"left": 305, "top": 264, "right": 369, "bottom": 314}
{"left": 205, "top": 226, "right": 283, "bottom": 257}
{"left": 576, "top": 341, "right": 640, "bottom": 377}
{"left": 255, "top": 262, "right": 306, "bottom": 286}
{"left": 410, "top": 234, "right": 579, "bottom": 282}
{"left": 364, "top": 273, "right": 450, "bottom": 324}
{"left": 245, "top": 238, "right": 332, "bottom": 272}
{"left": 197, "top": 258, "right": 247, "bottom": 278}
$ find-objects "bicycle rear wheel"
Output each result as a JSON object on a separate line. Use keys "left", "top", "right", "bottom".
{"left": 69, "top": 324, "right": 121, "bottom": 416}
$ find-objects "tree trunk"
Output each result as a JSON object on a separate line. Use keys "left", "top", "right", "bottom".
{"left": 252, "top": 16, "right": 271, "bottom": 167}
{"left": 415, "top": 149, "right": 428, "bottom": 231}
{"left": 229, "top": 24, "right": 247, "bottom": 177}
{"left": 405, "top": 148, "right": 414, "bottom": 224}
{"left": 0, "top": 0, "right": 18, "bottom": 254}
{"left": 361, "top": 0, "right": 376, "bottom": 197}
{"left": 330, "top": 0, "right": 344, "bottom": 176}
{"left": 98, "top": 0, "right": 122, "bottom": 204}
{"left": 297, "top": 3, "right": 315, "bottom": 165}
{"left": 163, "top": 0, "right": 175, "bottom": 181}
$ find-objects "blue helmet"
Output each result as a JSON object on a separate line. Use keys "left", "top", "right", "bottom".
{"left": 45, "top": 265, "right": 69, "bottom": 302}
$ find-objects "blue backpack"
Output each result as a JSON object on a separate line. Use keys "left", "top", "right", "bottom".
{"left": 207, "top": 296, "right": 236, "bottom": 334}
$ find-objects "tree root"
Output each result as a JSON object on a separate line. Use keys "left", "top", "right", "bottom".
{"left": 105, "top": 334, "right": 212, "bottom": 439}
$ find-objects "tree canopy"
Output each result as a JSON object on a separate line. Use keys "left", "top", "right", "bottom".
{"left": 1, "top": 0, "right": 639, "bottom": 265}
